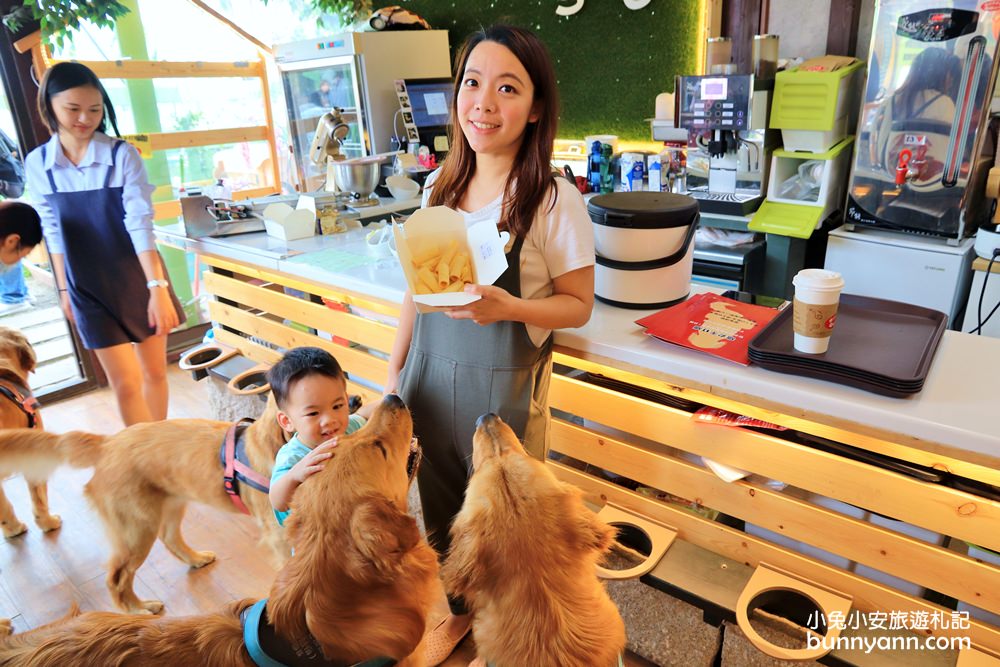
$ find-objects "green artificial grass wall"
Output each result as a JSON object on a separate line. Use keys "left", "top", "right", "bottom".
{"left": 398, "top": 1, "right": 703, "bottom": 142}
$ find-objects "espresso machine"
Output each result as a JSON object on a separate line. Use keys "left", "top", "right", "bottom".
{"left": 675, "top": 74, "right": 779, "bottom": 215}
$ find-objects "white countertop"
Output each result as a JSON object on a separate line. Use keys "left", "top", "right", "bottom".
{"left": 558, "top": 304, "right": 999, "bottom": 465}
{"left": 157, "top": 224, "right": 1000, "bottom": 466}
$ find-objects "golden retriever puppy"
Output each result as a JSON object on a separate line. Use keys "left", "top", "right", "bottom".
{"left": 0, "top": 396, "right": 289, "bottom": 615}
{"left": 0, "top": 326, "right": 59, "bottom": 538}
{"left": 442, "top": 413, "right": 627, "bottom": 667}
{"left": 0, "top": 394, "right": 438, "bottom": 667}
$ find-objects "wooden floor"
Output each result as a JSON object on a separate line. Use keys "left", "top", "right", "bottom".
{"left": 0, "top": 365, "right": 651, "bottom": 666}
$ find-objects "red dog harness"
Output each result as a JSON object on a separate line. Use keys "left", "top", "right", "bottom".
{"left": 220, "top": 418, "right": 271, "bottom": 515}
{"left": 0, "top": 378, "right": 40, "bottom": 429}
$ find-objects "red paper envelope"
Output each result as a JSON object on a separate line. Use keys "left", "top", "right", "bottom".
{"left": 636, "top": 293, "right": 780, "bottom": 365}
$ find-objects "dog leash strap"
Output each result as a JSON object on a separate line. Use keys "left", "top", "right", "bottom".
{"left": 0, "top": 382, "right": 37, "bottom": 429}
{"left": 232, "top": 418, "right": 271, "bottom": 493}
{"left": 223, "top": 421, "right": 253, "bottom": 516}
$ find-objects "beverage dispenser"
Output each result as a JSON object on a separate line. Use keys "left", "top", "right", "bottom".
{"left": 846, "top": 1, "right": 1000, "bottom": 239}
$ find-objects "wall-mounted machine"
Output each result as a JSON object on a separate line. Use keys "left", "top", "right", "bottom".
{"left": 675, "top": 74, "right": 779, "bottom": 215}
{"left": 846, "top": 1, "right": 1000, "bottom": 240}
{"left": 274, "top": 31, "right": 450, "bottom": 191}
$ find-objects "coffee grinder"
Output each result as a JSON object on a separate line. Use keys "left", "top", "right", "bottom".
{"left": 674, "top": 73, "right": 779, "bottom": 215}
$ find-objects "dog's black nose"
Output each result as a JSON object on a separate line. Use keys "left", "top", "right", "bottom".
{"left": 383, "top": 394, "right": 405, "bottom": 409}
{"left": 476, "top": 413, "right": 499, "bottom": 429}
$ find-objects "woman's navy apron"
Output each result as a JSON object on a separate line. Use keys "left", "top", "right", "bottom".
{"left": 42, "top": 140, "right": 184, "bottom": 350}
{"left": 398, "top": 234, "right": 553, "bottom": 615}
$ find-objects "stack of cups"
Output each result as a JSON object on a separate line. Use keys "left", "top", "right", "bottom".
{"left": 792, "top": 269, "right": 845, "bottom": 354}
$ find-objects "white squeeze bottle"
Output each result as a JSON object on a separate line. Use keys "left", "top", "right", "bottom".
{"left": 648, "top": 157, "right": 662, "bottom": 192}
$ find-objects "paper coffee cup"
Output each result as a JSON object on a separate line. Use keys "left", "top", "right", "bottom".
{"left": 791, "top": 269, "right": 845, "bottom": 354}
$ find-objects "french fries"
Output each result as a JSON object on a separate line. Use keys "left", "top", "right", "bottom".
{"left": 410, "top": 239, "right": 475, "bottom": 295}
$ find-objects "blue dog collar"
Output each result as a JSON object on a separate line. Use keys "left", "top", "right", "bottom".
{"left": 241, "top": 599, "right": 396, "bottom": 667}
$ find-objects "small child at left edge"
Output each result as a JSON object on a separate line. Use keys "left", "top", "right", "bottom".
{"left": 268, "top": 346, "right": 372, "bottom": 525}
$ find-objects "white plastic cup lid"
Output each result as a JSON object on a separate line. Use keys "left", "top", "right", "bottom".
{"left": 792, "top": 268, "right": 844, "bottom": 293}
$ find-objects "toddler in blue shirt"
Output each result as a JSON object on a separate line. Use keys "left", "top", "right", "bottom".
{"left": 268, "top": 347, "right": 371, "bottom": 525}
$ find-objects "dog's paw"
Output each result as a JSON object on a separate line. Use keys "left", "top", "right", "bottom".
{"left": 0, "top": 618, "right": 11, "bottom": 637}
{"left": 188, "top": 550, "right": 216, "bottom": 568}
{"left": 1, "top": 521, "right": 27, "bottom": 539}
{"left": 35, "top": 514, "right": 62, "bottom": 532}
{"left": 136, "top": 600, "right": 164, "bottom": 615}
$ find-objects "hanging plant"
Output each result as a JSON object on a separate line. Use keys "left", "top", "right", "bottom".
{"left": 1, "top": 0, "right": 374, "bottom": 47}
{"left": 3, "top": 0, "right": 131, "bottom": 49}
{"left": 263, "top": 0, "right": 372, "bottom": 25}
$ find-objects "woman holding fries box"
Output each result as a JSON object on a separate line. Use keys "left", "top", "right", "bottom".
{"left": 385, "top": 24, "right": 595, "bottom": 665}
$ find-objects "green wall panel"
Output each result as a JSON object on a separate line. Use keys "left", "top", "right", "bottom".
{"left": 400, "top": 1, "right": 703, "bottom": 141}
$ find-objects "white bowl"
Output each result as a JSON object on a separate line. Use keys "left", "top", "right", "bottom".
{"left": 386, "top": 175, "right": 420, "bottom": 201}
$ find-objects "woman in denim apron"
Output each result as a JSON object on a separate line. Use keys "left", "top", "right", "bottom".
{"left": 386, "top": 26, "right": 595, "bottom": 666}
{"left": 26, "top": 63, "right": 183, "bottom": 425}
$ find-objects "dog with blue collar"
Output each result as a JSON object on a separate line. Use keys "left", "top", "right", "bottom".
{"left": 0, "top": 395, "right": 438, "bottom": 667}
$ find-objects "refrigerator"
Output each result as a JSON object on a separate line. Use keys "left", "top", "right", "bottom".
{"left": 825, "top": 226, "right": 975, "bottom": 327}
{"left": 274, "top": 31, "right": 451, "bottom": 191}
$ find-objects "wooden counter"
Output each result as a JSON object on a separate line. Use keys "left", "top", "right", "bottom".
{"left": 159, "top": 224, "right": 1000, "bottom": 664}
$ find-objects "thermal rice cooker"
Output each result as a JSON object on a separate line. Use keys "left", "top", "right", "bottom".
{"left": 588, "top": 192, "right": 699, "bottom": 309}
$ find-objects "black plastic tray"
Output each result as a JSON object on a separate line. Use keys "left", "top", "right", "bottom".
{"left": 747, "top": 349, "right": 925, "bottom": 387}
{"left": 748, "top": 294, "right": 947, "bottom": 395}
{"left": 748, "top": 353, "right": 924, "bottom": 392}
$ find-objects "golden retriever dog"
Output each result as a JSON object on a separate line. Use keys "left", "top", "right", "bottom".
{"left": 0, "top": 394, "right": 438, "bottom": 666}
{"left": 0, "top": 396, "right": 290, "bottom": 615}
{"left": 0, "top": 326, "right": 60, "bottom": 539}
{"left": 442, "top": 413, "right": 627, "bottom": 667}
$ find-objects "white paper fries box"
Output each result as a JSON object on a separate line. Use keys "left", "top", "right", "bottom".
{"left": 393, "top": 206, "right": 510, "bottom": 313}
{"left": 263, "top": 202, "right": 316, "bottom": 241}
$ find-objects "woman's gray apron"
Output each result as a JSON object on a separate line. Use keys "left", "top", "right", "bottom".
{"left": 399, "top": 234, "right": 553, "bottom": 614}
{"left": 42, "top": 140, "right": 184, "bottom": 350}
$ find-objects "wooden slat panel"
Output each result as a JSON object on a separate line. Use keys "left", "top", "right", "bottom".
{"left": 232, "top": 186, "right": 279, "bottom": 201}
{"left": 54, "top": 59, "right": 262, "bottom": 79}
{"left": 13, "top": 31, "right": 41, "bottom": 55}
{"left": 214, "top": 328, "right": 281, "bottom": 365}
{"left": 201, "top": 256, "right": 401, "bottom": 320}
{"left": 212, "top": 329, "right": 381, "bottom": 408}
{"left": 549, "top": 374, "right": 1000, "bottom": 552}
{"left": 204, "top": 272, "right": 396, "bottom": 354}
{"left": 551, "top": 419, "right": 1000, "bottom": 614}
{"left": 154, "top": 190, "right": 275, "bottom": 221}
{"left": 208, "top": 302, "right": 388, "bottom": 387}
{"left": 552, "top": 349, "right": 1000, "bottom": 487}
{"left": 148, "top": 126, "right": 269, "bottom": 152}
{"left": 551, "top": 462, "right": 1000, "bottom": 651}
{"left": 257, "top": 53, "right": 282, "bottom": 190}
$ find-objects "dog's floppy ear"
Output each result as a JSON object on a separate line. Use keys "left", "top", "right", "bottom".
{"left": 13, "top": 331, "right": 35, "bottom": 374}
{"left": 441, "top": 514, "right": 488, "bottom": 600}
{"left": 267, "top": 547, "right": 312, "bottom": 640}
{"left": 349, "top": 496, "right": 421, "bottom": 580}
{"left": 0, "top": 327, "right": 35, "bottom": 375}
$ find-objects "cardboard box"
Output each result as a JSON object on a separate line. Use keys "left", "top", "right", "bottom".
{"left": 263, "top": 200, "right": 316, "bottom": 241}
{"left": 393, "top": 206, "right": 509, "bottom": 313}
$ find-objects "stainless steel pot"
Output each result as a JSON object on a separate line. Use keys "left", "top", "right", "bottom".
{"left": 332, "top": 157, "right": 381, "bottom": 197}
